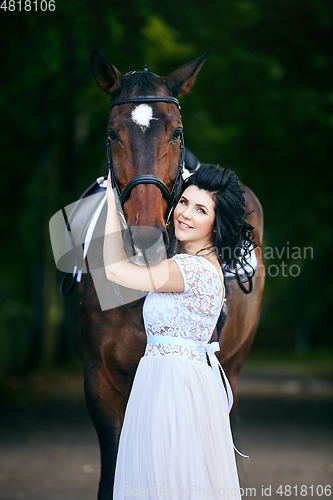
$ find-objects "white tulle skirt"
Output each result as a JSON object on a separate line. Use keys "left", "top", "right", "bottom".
{"left": 113, "top": 353, "right": 242, "bottom": 499}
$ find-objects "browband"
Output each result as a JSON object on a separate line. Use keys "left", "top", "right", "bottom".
{"left": 109, "top": 95, "right": 181, "bottom": 112}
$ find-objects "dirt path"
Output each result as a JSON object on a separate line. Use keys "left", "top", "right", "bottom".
{"left": 0, "top": 370, "right": 332, "bottom": 500}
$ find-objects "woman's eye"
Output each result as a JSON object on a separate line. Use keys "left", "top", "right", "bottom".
{"left": 180, "top": 199, "right": 187, "bottom": 205}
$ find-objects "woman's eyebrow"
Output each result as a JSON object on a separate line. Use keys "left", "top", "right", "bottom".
{"left": 180, "top": 196, "right": 208, "bottom": 210}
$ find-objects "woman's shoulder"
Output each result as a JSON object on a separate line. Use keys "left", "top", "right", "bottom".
{"left": 171, "top": 253, "right": 223, "bottom": 287}
{"left": 171, "top": 253, "right": 205, "bottom": 265}
{"left": 170, "top": 253, "right": 200, "bottom": 280}
{"left": 170, "top": 254, "right": 224, "bottom": 307}
{"left": 172, "top": 252, "right": 219, "bottom": 270}
{"left": 172, "top": 252, "right": 217, "bottom": 267}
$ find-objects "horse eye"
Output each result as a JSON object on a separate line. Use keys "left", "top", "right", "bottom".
{"left": 171, "top": 128, "right": 182, "bottom": 141}
{"left": 107, "top": 129, "right": 119, "bottom": 142}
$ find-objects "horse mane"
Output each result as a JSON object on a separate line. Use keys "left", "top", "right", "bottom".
{"left": 115, "top": 71, "right": 171, "bottom": 98}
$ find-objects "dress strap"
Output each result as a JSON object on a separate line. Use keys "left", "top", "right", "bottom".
{"left": 146, "top": 335, "right": 249, "bottom": 459}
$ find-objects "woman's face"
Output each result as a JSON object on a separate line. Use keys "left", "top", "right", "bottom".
{"left": 173, "top": 185, "right": 216, "bottom": 254}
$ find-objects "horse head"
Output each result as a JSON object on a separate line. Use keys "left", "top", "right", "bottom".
{"left": 90, "top": 50, "right": 210, "bottom": 265}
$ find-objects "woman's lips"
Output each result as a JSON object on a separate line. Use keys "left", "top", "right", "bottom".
{"left": 178, "top": 220, "right": 193, "bottom": 229}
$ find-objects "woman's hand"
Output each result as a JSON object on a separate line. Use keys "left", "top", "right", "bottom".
{"left": 106, "top": 171, "right": 116, "bottom": 209}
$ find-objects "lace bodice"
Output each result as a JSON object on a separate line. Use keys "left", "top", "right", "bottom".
{"left": 143, "top": 254, "right": 225, "bottom": 363}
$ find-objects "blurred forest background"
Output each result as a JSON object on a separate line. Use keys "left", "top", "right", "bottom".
{"left": 1, "top": 0, "right": 332, "bottom": 375}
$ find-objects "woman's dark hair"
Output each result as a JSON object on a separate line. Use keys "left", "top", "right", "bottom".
{"left": 172, "top": 164, "right": 257, "bottom": 289}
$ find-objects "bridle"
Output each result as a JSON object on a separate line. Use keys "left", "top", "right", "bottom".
{"left": 105, "top": 92, "right": 184, "bottom": 308}
{"left": 107, "top": 94, "right": 185, "bottom": 226}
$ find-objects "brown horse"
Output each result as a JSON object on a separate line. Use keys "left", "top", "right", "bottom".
{"left": 78, "top": 50, "right": 265, "bottom": 500}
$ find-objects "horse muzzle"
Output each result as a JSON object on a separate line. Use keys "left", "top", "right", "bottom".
{"left": 123, "top": 225, "right": 169, "bottom": 266}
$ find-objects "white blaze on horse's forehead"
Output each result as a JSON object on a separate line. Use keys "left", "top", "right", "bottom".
{"left": 131, "top": 104, "right": 157, "bottom": 131}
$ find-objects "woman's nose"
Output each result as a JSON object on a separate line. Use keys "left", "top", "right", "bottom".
{"left": 182, "top": 206, "right": 192, "bottom": 218}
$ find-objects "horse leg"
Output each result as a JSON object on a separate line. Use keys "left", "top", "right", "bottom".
{"left": 83, "top": 365, "right": 131, "bottom": 500}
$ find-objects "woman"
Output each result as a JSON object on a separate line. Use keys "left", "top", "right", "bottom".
{"left": 104, "top": 164, "right": 256, "bottom": 499}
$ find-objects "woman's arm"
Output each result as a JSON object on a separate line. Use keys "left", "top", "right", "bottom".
{"left": 103, "top": 173, "right": 184, "bottom": 292}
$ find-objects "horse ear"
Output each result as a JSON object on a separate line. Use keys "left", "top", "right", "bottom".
{"left": 90, "top": 50, "right": 123, "bottom": 95}
{"left": 162, "top": 49, "right": 211, "bottom": 97}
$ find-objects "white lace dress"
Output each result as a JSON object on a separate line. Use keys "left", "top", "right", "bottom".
{"left": 113, "top": 253, "right": 242, "bottom": 499}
